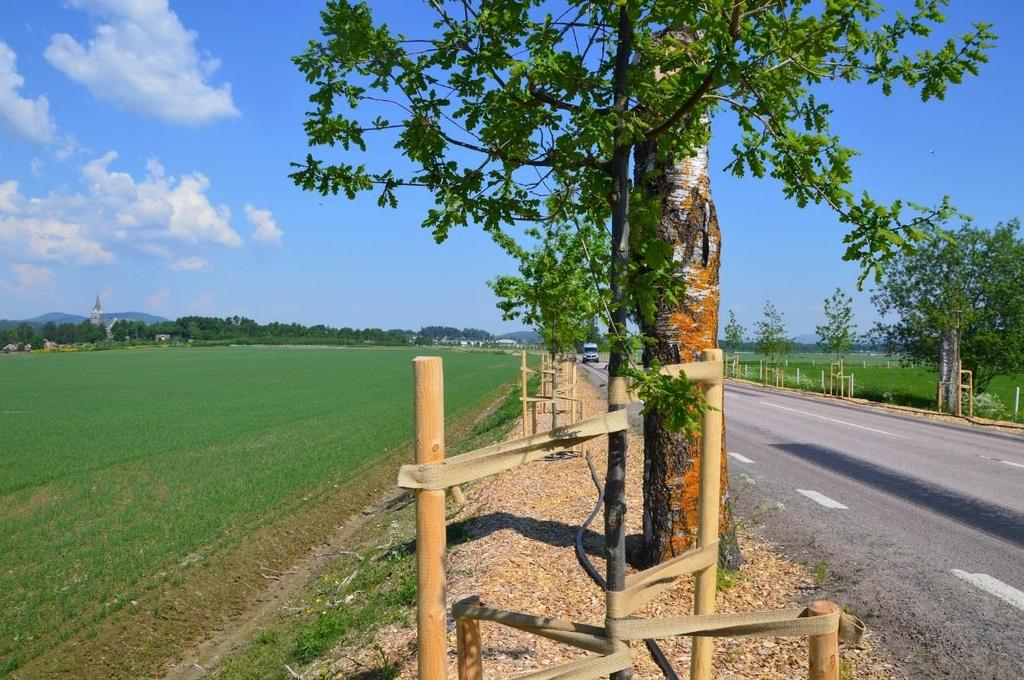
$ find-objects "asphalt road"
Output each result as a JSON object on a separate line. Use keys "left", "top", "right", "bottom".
{"left": 579, "top": 362, "right": 1024, "bottom": 679}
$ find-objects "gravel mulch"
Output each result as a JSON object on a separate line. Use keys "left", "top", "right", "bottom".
{"left": 342, "top": 372, "right": 907, "bottom": 678}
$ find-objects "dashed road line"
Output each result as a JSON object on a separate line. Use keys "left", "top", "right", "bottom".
{"left": 951, "top": 570, "right": 1024, "bottom": 611}
{"left": 795, "top": 489, "right": 848, "bottom": 509}
{"left": 728, "top": 452, "right": 754, "bottom": 464}
{"left": 758, "top": 400, "right": 907, "bottom": 438}
{"left": 977, "top": 454, "right": 1024, "bottom": 469}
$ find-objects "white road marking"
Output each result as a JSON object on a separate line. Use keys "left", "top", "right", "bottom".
{"left": 728, "top": 452, "right": 754, "bottom": 464}
{"left": 795, "top": 489, "right": 848, "bottom": 509}
{"left": 758, "top": 401, "right": 907, "bottom": 438}
{"left": 951, "top": 570, "right": 1024, "bottom": 611}
{"left": 977, "top": 454, "right": 1024, "bottom": 469}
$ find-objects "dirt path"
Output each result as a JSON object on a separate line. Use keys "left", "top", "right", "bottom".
{"left": 162, "top": 489, "right": 404, "bottom": 679}
{"left": 331, "top": 368, "right": 906, "bottom": 678}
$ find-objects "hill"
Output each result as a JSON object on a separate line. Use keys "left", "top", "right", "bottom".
{"left": 496, "top": 330, "right": 540, "bottom": 343}
{"left": 23, "top": 311, "right": 168, "bottom": 325}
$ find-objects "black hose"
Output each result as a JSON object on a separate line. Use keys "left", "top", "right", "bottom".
{"left": 576, "top": 454, "right": 679, "bottom": 679}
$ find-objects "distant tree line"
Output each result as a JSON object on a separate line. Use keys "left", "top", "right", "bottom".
{"left": 1, "top": 316, "right": 506, "bottom": 349}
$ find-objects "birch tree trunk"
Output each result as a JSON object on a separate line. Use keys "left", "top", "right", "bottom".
{"left": 939, "top": 327, "right": 960, "bottom": 413}
{"left": 634, "top": 141, "right": 741, "bottom": 569}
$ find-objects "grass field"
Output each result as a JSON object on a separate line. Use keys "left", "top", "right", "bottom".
{"left": 730, "top": 352, "right": 1022, "bottom": 419}
{"left": 0, "top": 346, "right": 521, "bottom": 673}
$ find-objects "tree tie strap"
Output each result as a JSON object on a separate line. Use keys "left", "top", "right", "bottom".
{"left": 397, "top": 410, "right": 628, "bottom": 490}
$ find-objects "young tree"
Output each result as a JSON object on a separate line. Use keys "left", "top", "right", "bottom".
{"left": 754, "top": 301, "right": 793, "bottom": 370}
{"left": 292, "top": 3, "right": 992, "bottom": 671}
{"left": 816, "top": 288, "right": 857, "bottom": 362}
{"left": 872, "top": 220, "right": 1024, "bottom": 404}
{"left": 723, "top": 311, "right": 745, "bottom": 355}
{"left": 490, "top": 223, "right": 603, "bottom": 358}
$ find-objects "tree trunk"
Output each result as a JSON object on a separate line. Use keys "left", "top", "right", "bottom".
{"left": 939, "top": 327, "right": 960, "bottom": 413}
{"left": 634, "top": 141, "right": 741, "bottom": 570}
{"left": 606, "top": 7, "right": 633, "bottom": 679}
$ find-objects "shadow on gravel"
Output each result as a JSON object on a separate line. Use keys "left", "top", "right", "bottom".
{"left": 444, "top": 511, "right": 646, "bottom": 567}
{"left": 774, "top": 442, "right": 1024, "bottom": 548}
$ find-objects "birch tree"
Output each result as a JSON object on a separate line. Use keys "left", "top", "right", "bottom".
{"left": 292, "top": 4, "right": 993, "bottom": 673}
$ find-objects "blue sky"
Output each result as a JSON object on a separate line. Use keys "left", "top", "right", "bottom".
{"left": 0, "top": 1, "right": 1020, "bottom": 336}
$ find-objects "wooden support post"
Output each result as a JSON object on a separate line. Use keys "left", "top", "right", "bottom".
{"left": 413, "top": 357, "right": 447, "bottom": 680}
{"left": 690, "top": 348, "right": 724, "bottom": 680}
{"left": 520, "top": 351, "right": 529, "bottom": 437}
{"left": 807, "top": 600, "right": 840, "bottom": 680}
{"left": 550, "top": 356, "right": 558, "bottom": 431}
{"left": 456, "top": 596, "right": 483, "bottom": 680}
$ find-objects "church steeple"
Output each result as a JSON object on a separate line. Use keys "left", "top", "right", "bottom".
{"left": 90, "top": 294, "right": 103, "bottom": 325}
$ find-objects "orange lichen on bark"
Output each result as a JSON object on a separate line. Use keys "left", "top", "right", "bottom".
{"left": 636, "top": 143, "right": 734, "bottom": 565}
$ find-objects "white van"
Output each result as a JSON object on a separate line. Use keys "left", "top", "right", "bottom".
{"left": 582, "top": 342, "right": 599, "bottom": 363}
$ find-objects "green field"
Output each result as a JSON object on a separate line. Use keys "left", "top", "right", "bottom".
{"left": 730, "top": 352, "right": 1022, "bottom": 419}
{"left": 0, "top": 346, "right": 520, "bottom": 673}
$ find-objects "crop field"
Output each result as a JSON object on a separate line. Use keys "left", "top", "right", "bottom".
{"left": 0, "top": 346, "right": 520, "bottom": 673}
{"left": 730, "top": 352, "right": 1022, "bottom": 418}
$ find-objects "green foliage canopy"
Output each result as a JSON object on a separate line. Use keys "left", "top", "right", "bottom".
{"left": 816, "top": 288, "right": 857, "bottom": 361}
{"left": 871, "top": 220, "right": 1024, "bottom": 392}
{"left": 291, "top": 0, "right": 994, "bottom": 435}
{"left": 723, "top": 310, "right": 745, "bottom": 354}
{"left": 754, "top": 300, "right": 794, "bottom": 367}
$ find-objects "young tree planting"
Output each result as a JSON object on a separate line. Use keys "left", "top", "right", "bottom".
{"left": 490, "top": 223, "right": 603, "bottom": 357}
{"left": 755, "top": 301, "right": 793, "bottom": 370}
{"left": 723, "top": 311, "right": 745, "bottom": 356}
{"left": 816, "top": 288, "right": 857, "bottom": 362}
{"left": 292, "top": 2, "right": 992, "bottom": 672}
{"left": 872, "top": 220, "right": 1024, "bottom": 403}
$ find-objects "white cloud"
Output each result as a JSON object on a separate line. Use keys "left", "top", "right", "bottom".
{"left": 45, "top": 0, "right": 239, "bottom": 125}
{"left": 169, "top": 255, "right": 209, "bottom": 271}
{"left": 0, "top": 180, "right": 20, "bottom": 212}
{"left": 0, "top": 180, "right": 114, "bottom": 264}
{"left": 0, "top": 262, "right": 55, "bottom": 296}
{"left": 244, "top": 204, "right": 283, "bottom": 246}
{"left": 0, "top": 41, "right": 57, "bottom": 144}
{"left": 82, "top": 150, "right": 243, "bottom": 247}
{"left": 146, "top": 286, "right": 170, "bottom": 313}
{"left": 0, "top": 152, "right": 242, "bottom": 266}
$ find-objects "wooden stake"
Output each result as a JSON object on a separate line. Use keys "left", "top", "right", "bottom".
{"left": 807, "top": 600, "right": 840, "bottom": 680}
{"left": 456, "top": 596, "right": 483, "bottom": 680}
{"left": 521, "top": 351, "right": 529, "bottom": 436}
{"left": 413, "top": 357, "right": 447, "bottom": 680}
{"left": 690, "top": 348, "right": 724, "bottom": 680}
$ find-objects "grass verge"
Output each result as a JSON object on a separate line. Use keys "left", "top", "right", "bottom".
{"left": 213, "top": 375, "right": 535, "bottom": 679}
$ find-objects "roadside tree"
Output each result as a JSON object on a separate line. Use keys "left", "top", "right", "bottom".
{"left": 816, "top": 288, "right": 857, "bottom": 363}
{"left": 754, "top": 301, "right": 793, "bottom": 371}
{"left": 872, "top": 220, "right": 1024, "bottom": 403}
{"left": 490, "top": 223, "right": 603, "bottom": 358}
{"left": 292, "top": 0, "right": 993, "bottom": 653}
{"left": 723, "top": 311, "right": 745, "bottom": 355}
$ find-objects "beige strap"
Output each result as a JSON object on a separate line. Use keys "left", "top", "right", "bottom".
{"left": 659, "top": 360, "right": 724, "bottom": 385}
{"left": 607, "top": 542, "right": 718, "bottom": 618}
{"left": 397, "top": 410, "right": 628, "bottom": 490}
{"left": 514, "top": 645, "right": 630, "bottom": 680}
{"left": 606, "top": 607, "right": 864, "bottom": 644}
{"left": 453, "top": 602, "right": 613, "bottom": 654}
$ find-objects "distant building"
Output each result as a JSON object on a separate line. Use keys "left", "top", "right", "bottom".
{"left": 155, "top": 333, "right": 171, "bottom": 342}
{"left": 90, "top": 294, "right": 104, "bottom": 325}
{"left": 88, "top": 295, "right": 117, "bottom": 339}
{"left": 495, "top": 338, "right": 518, "bottom": 347}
